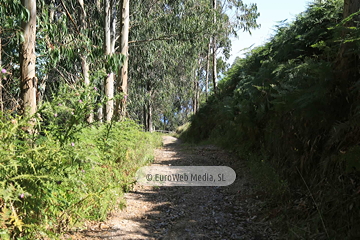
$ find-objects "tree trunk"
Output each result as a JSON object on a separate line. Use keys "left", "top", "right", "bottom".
{"left": 35, "top": 0, "right": 55, "bottom": 108}
{"left": 163, "top": 115, "right": 166, "bottom": 131}
{"left": 97, "top": 106, "right": 103, "bottom": 122}
{"left": 193, "top": 64, "right": 200, "bottom": 114}
{"left": 146, "top": 80, "right": 152, "bottom": 132}
{"left": 20, "top": 0, "right": 37, "bottom": 116}
{"left": 205, "top": 39, "right": 211, "bottom": 100}
{"left": 196, "top": 77, "right": 200, "bottom": 112}
{"left": 212, "top": 0, "right": 217, "bottom": 94}
{"left": 81, "top": 57, "right": 93, "bottom": 122}
{"left": 104, "top": 0, "right": 116, "bottom": 122}
{"left": 143, "top": 104, "right": 147, "bottom": 131}
{"left": 49, "top": 0, "right": 55, "bottom": 22}
{"left": 115, "top": 0, "right": 130, "bottom": 120}
{"left": 147, "top": 100, "right": 152, "bottom": 132}
{"left": 96, "top": 0, "right": 101, "bottom": 12}
{"left": 78, "top": 0, "right": 93, "bottom": 123}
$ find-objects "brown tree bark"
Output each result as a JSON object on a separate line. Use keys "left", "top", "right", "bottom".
{"left": 20, "top": 0, "right": 37, "bottom": 116}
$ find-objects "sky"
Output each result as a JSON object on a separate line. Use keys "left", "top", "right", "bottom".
{"left": 227, "top": 0, "right": 312, "bottom": 64}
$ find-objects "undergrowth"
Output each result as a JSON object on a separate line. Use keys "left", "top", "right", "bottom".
{"left": 181, "top": 1, "right": 360, "bottom": 239}
{"left": 0, "top": 84, "right": 162, "bottom": 239}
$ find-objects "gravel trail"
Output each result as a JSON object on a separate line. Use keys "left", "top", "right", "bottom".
{"left": 64, "top": 136, "right": 278, "bottom": 240}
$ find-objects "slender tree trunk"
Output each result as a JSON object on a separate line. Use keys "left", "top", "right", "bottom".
{"left": 146, "top": 80, "right": 152, "bottom": 132}
{"left": 104, "top": 0, "right": 116, "bottom": 122}
{"left": 163, "top": 115, "right": 166, "bottom": 131}
{"left": 49, "top": 0, "right": 55, "bottom": 22}
{"left": 97, "top": 105, "right": 103, "bottom": 122}
{"left": 205, "top": 39, "right": 211, "bottom": 100}
{"left": 212, "top": 0, "right": 218, "bottom": 94}
{"left": 196, "top": 57, "right": 201, "bottom": 112}
{"left": 81, "top": 57, "right": 94, "bottom": 122}
{"left": 35, "top": 0, "right": 55, "bottom": 108}
{"left": 96, "top": 0, "right": 101, "bottom": 12}
{"left": 78, "top": 0, "right": 93, "bottom": 123}
{"left": 143, "top": 104, "right": 147, "bottom": 131}
{"left": 81, "top": 57, "right": 90, "bottom": 86}
{"left": 212, "top": 39, "right": 217, "bottom": 93}
{"left": 193, "top": 64, "right": 200, "bottom": 114}
{"left": 20, "top": 0, "right": 37, "bottom": 116}
{"left": 148, "top": 100, "right": 152, "bottom": 132}
{"left": 196, "top": 78, "right": 200, "bottom": 112}
{"left": 115, "top": 0, "right": 130, "bottom": 120}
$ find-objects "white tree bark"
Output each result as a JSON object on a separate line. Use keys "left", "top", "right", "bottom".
{"left": 78, "top": 0, "right": 93, "bottom": 123}
{"left": 205, "top": 39, "right": 211, "bottom": 99}
{"left": 104, "top": 0, "right": 116, "bottom": 122}
{"left": 115, "top": 0, "right": 129, "bottom": 119}
{"left": 20, "top": 0, "right": 37, "bottom": 116}
{"left": 212, "top": 0, "right": 217, "bottom": 93}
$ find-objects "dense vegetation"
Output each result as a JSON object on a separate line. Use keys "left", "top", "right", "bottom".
{"left": 182, "top": 0, "right": 360, "bottom": 238}
{"left": 3, "top": 0, "right": 360, "bottom": 238}
{"left": 0, "top": 0, "right": 260, "bottom": 238}
{"left": 0, "top": 84, "right": 162, "bottom": 239}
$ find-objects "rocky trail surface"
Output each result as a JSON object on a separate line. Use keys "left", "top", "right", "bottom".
{"left": 64, "top": 136, "right": 279, "bottom": 239}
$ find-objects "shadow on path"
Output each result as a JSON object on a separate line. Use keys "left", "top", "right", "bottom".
{"left": 66, "top": 136, "right": 277, "bottom": 240}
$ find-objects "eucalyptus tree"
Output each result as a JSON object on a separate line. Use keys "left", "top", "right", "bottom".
{"left": 77, "top": 0, "right": 94, "bottom": 122}
{"left": 36, "top": 0, "right": 120, "bottom": 124}
{"left": 127, "top": 0, "right": 218, "bottom": 130}
{"left": 212, "top": 0, "right": 218, "bottom": 93}
{"left": 0, "top": 1, "right": 36, "bottom": 113}
{"left": 20, "top": 0, "right": 37, "bottom": 116}
{"left": 124, "top": 0, "right": 260, "bottom": 130}
{"left": 103, "top": 0, "right": 117, "bottom": 122}
{"left": 210, "top": 0, "right": 260, "bottom": 94}
{"left": 114, "top": 0, "right": 129, "bottom": 119}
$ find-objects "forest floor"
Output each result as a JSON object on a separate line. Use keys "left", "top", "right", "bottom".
{"left": 63, "top": 136, "right": 280, "bottom": 240}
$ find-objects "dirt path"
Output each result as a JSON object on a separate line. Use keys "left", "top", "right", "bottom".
{"left": 65, "top": 136, "right": 278, "bottom": 239}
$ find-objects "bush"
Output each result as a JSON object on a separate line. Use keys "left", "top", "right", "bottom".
{"left": 0, "top": 84, "right": 162, "bottom": 239}
{"left": 181, "top": 1, "right": 360, "bottom": 238}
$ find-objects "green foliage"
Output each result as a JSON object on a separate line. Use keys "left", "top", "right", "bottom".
{"left": 0, "top": 93, "right": 162, "bottom": 238}
{"left": 181, "top": 0, "right": 360, "bottom": 238}
{"left": 128, "top": 0, "right": 260, "bottom": 131}
{"left": 247, "top": 154, "right": 289, "bottom": 200}
{"left": 38, "top": 84, "right": 99, "bottom": 146}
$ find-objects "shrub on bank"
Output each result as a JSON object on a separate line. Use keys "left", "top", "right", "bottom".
{"left": 0, "top": 85, "right": 162, "bottom": 239}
